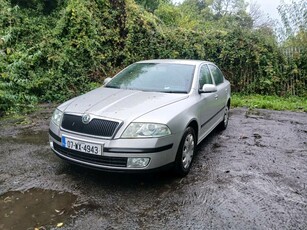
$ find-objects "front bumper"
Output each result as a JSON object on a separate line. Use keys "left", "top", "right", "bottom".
{"left": 49, "top": 129, "right": 179, "bottom": 172}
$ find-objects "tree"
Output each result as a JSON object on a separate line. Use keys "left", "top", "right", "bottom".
{"left": 155, "top": 1, "right": 202, "bottom": 29}
{"left": 278, "top": 0, "right": 307, "bottom": 39}
{"left": 211, "top": 0, "right": 247, "bottom": 17}
{"left": 173, "top": 0, "right": 252, "bottom": 30}
{"left": 135, "top": 0, "right": 171, "bottom": 12}
{"left": 248, "top": 0, "right": 276, "bottom": 29}
{"left": 180, "top": 0, "right": 212, "bottom": 12}
{"left": 154, "top": 3, "right": 181, "bottom": 26}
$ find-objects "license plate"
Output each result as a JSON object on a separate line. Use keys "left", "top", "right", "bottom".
{"left": 61, "top": 136, "right": 102, "bottom": 155}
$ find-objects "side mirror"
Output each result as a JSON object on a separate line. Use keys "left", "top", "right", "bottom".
{"left": 103, "top": 77, "right": 112, "bottom": 85}
{"left": 199, "top": 84, "right": 217, "bottom": 93}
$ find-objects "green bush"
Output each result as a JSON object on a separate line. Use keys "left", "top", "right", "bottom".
{"left": 0, "top": 0, "right": 305, "bottom": 115}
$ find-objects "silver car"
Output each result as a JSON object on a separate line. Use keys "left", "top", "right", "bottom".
{"left": 49, "top": 60, "right": 231, "bottom": 176}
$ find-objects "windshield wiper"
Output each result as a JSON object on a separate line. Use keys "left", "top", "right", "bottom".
{"left": 161, "top": 90, "right": 187, "bottom": 94}
{"left": 105, "top": 85, "right": 120, "bottom": 89}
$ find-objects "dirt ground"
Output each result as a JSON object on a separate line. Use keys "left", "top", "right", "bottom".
{"left": 0, "top": 106, "right": 306, "bottom": 230}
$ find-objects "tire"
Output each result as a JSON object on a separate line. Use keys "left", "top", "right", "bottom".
{"left": 218, "top": 104, "right": 230, "bottom": 130}
{"left": 174, "top": 127, "right": 196, "bottom": 177}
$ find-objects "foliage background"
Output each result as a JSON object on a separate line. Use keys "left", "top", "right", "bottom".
{"left": 0, "top": 0, "right": 306, "bottom": 114}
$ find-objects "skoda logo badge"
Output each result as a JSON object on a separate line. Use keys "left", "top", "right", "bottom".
{"left": 82, "top": 114, "right": 91, "bottom": 124}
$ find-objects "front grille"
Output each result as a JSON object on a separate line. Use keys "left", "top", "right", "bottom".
{"left": 61, "top": 114, "right": 120, "bottom": 137}
{"left": 53, "top": 143, "right": 127, "bottom": 167}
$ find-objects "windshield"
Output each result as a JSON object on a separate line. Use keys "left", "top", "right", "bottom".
{"left": 105, "top": 63, "right": 195, "bottom": 93}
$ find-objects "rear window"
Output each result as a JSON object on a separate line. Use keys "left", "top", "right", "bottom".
{"left": 209, "top": 65, "right": 224, "bottom": 85}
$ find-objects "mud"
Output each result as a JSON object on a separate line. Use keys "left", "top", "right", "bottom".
{"left": 0, "top": 107, "right": 307, "bottom": 229}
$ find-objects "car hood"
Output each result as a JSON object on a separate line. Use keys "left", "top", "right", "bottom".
{"left": 60, "top": 87, "right": 189, "bottom": 122}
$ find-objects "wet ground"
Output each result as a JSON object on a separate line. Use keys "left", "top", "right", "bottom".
{"left": 0, "top": 106, "right": 307, "bottom": 229}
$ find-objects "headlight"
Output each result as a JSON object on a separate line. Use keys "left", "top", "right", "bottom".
{"left": 51, "top": 109, "right": 63, "bottom": 126}
{"left": 121, "top": 123, "right": 171, "bottom": 138}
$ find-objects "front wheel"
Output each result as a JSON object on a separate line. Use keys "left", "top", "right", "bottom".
{"left": 174, "top": 127, "right": 196, "bottom": 177}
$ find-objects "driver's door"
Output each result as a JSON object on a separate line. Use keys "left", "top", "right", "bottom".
{"left": 197, "top": 64, "right": 219, "bottom": 141}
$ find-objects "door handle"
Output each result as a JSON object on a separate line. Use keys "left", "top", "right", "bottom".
{"left": 214, "top": 94, "right": 218, "bottom": 99}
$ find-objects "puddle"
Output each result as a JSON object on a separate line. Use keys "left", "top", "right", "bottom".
{"left": 0, "top": 188, "right": 86, "bottom": 229}
{"left": 0, "top": 130, "right": 49, "bottom": 146}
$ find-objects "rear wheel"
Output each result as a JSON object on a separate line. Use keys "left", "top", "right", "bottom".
{"left": 174, "top": 127, "right": 196, "bottom": 177}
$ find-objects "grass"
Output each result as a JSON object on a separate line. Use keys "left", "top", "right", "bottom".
{"left": 231, "top": 94, "right": 307, "bottom": 112}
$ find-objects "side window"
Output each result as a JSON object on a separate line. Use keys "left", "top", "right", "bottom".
{"left": 199, "top": 65, "right": 213, "bottom": 88}
{"left": 209, "top": 65, "right": 224, "bottom": 85}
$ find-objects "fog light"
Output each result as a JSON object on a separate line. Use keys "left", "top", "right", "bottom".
{"left": 50, "top": 141, "right": 54, "bottom": 148}
{"left": 127, "top": 158, "right": 150, "bottom": 168}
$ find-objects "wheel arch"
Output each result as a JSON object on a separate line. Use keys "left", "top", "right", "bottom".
{"left": 186, "top": 119, "right": 199, "bottom": 143}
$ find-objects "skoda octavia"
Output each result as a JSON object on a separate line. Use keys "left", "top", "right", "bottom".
{"left": 49, "top": 60, "right": 231, "bottom": 176}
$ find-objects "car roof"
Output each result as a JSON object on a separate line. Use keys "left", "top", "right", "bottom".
{"left": 137, "top": 59, "right": 213, "bottom": 66}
